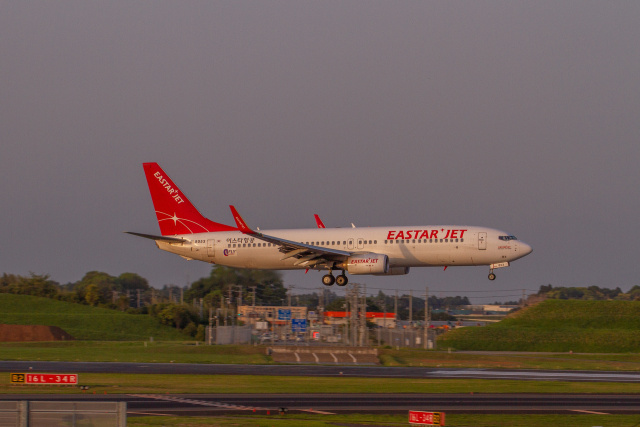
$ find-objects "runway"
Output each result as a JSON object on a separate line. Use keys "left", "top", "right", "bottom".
{"left": 2, "top": 360, "right": 640, "bottom": 383}
{"left": 2, "top": 393, "right": 640, "bottom": 415}
{"left": 3, "top": 361, "right": 640, "bottom": 416}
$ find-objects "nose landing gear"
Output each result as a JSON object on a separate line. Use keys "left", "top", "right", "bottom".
{"left": 488, "top": 272, "right": 496, "bottom": 281}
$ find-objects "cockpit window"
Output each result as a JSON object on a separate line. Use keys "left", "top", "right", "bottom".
{"left": 499, "top": 235, "right": 518, "bottom": 241}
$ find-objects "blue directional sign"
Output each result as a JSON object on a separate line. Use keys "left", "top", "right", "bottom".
{"left": 278, "top": 309, "right": 292, "bottom": 320}
{"left": 291, "top": 319, "right": 307, "bottom": 332}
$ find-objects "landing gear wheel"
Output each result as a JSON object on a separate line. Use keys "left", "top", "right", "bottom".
{"left": 322, "top": 274, "right": 335, "bottom": 286}
{"left": 335, "top": 274, "right": 348, "bottom": 287}
{"left": 488, "top": 273, "right": 496, "bottom": 281}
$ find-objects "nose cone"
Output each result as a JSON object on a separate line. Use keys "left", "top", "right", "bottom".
{"left": 519, "top": 241, "right": 533, "bottom": 257}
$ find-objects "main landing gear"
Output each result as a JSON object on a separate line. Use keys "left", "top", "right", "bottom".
{"left": 322, "top": 271, "right": 348, "bottom": 287}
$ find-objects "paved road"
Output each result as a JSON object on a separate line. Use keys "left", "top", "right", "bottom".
{"left": 1, "top": 393, "right": 640, "bottom": 415}
{"left": 2, "top": 360, "right": 640, "bottom": 382}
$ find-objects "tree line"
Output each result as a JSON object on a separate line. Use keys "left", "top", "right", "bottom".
{"left": 0, "top": 267, "right": 287, "bottom": 339}
{"left": 537, "top": 284, "right": 640, "bottom": 301}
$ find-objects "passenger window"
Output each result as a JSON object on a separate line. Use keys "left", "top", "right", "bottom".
{"left": 374, "top": 240, "right": 377, "bottom": 244}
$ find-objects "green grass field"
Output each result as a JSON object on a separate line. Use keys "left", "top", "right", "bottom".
{"left": 126, "top": 414, "right": 640, "bottom": 427}
{"left": 0, "top": 341, "right": 270, "bottom": 363}
{"left": 0, "top": 294, "right": 185, "bottom": 340}
{"left": 7, "top": 341, "right": 640, "bottom": 372}
{"left": 5, "top": 373, "right": 640, "bottom": 394}
{"left": 438, "top": 299, "right": 640, "bottom": 352}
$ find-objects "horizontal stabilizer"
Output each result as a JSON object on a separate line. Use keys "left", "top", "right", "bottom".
{"left": 124, "top": 232, "right": 187, "bottom": 243}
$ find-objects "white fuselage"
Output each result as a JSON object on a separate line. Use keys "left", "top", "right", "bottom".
{"left": 155, "top": 225, "right": 531, "bottom": 270}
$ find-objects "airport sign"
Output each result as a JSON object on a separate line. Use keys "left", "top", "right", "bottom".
{"left": 11, "top": 373, "right": 78, "bottom": 385}
{"left": 409, "top": 410, "right": 445, "bottom": 426}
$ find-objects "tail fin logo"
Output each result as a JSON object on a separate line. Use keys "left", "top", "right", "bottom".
{"left": 142, "top": 162, "right": 238, "bottom": 236}
{"left": 153, "top": 172, "right": 185, "bottom": 205}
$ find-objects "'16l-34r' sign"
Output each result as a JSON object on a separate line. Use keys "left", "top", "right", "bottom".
{"left": 11, "top": 373, "right": 78, "bottom": 385}
{"left": 409, "top": 410, "right": 445, "bottom": 426}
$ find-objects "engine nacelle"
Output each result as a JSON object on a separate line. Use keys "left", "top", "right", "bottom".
{"left": 344, "top": 253, "right": 389, "bottom": 275}
{"left": 373, "top": 266, "right": 410, "bottom": 276}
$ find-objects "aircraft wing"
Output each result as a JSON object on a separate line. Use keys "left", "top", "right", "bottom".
{"left": 229, "top": 206, "right": 350, "bottom": 268}
{"left": 124, "top": 232, "right": 188, "bottom": 243}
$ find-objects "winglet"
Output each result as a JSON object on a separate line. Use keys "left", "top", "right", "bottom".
{"left": 229, "top": 205, "right": 255, "bottom": 234}
{"left": 314, "top": 214, "right": 326, "bottom": 229}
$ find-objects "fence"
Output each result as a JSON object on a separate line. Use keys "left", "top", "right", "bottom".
{"left": 207, "top": 325, "right": 252, "bottom": 345}
{"left": 373, "top": 328, "right": 436, "bottom": 349}
{"left": 0, "top": 401, "right": 126, "bottom": 427}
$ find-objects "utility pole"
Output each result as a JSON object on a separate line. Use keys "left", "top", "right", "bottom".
{"left": 409, "top": 290, "right": 413, "bottom": 325}
{"left": 360, "top": 284, "right": 367, "bottom": 346}
{"left": 227, "top": 287, "right": 234, "bottom": 326}
{"left": 318, "top": 287, "right": 325, "bottom": 327}
{"left": 222, "top": 293, "right": 228, "bottom": 326}
{"left": 394, "top": 290, "right": 398, "bottom": 325}
{"left": 351, "top": 283, "right": 358, "bottom": 347}
{"left": 424, "top": 286, "right": 430, "bottom": 349}
{"left": 344, "top": 286, "right": 350, "bottom": 346}
{"left": 208, "top": 307, "right": 214, "bottom": 345}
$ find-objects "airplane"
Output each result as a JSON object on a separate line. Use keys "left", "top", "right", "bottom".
{"left": 127, "top": 163, "right": 533, "bottom": 286}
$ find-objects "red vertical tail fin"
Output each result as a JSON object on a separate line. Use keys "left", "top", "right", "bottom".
{"left": 142, "top": 163, "right": 236, "bottom": 235}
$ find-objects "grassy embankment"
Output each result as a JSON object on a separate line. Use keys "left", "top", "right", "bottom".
{"left": 0, "top": 294, "right": 185, "bottom": 340}
{"left": 438, "top": 299, "right": 640, "bottom": 352}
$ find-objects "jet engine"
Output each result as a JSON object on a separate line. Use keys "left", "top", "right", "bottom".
{"left": 344, "top": 253, "right": 389, "bottom": 275}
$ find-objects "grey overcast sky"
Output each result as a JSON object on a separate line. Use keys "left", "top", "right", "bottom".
{"left": 2, "top": 1, "right": 639, "bottom": 303}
